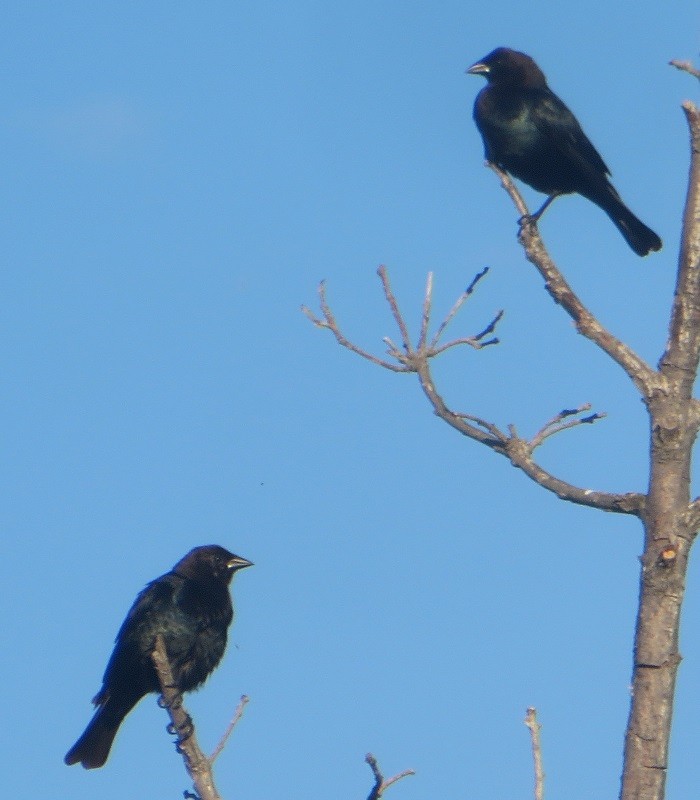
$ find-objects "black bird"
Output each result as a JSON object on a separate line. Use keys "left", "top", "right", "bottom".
{"left": 65, "top": 545, "right": 253, "bottom": 769}
{"left": 467, "top": 47, "right": 661, "bottom": 256}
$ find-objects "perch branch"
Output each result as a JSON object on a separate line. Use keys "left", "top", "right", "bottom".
{"left": 151, "top": 635, "right": 223, "bottom": 800}
{"left": 487, "top": 163, "right": 666, "bottom": 401}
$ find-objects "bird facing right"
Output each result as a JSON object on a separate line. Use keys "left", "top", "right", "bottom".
{"left": 64, "top": 544, "right": 253, "bottom": 769}
{"left": 467, "top": 47, "right": 662, "bottom": 257}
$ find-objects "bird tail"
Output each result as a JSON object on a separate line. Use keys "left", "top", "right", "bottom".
{"left": 64, "top": 695, "right": 136, "bottom": 769}
{"left": 597, "top": 186, "right": 662, "bottom": 257}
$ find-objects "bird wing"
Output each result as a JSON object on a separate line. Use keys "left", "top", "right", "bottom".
{"left": 531, "top": 88, "right": 611, "bottom": 178}
{"left": 117, "top": 574, "right": 177, "bottom": 635}
{"left": 96, "top": 574, "right": 177, "bottom": 693}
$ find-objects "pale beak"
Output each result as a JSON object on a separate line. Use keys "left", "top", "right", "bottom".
{"left": 466, "top": 62, "right": 489, "bottom": 76}
{"left": 228, "top": 555, "right": 254, "bottom": 571}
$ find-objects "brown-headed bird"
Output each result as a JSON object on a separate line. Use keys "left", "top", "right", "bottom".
{"left": 64, "top": 545, "right": 253, "bottom": 769}
{"left": 467, "top": 47, "right": 661, "bottom": 256}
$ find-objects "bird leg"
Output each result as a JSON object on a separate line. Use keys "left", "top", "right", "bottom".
{"left": 519, "top": 192, "right": 561, "bottom": 226}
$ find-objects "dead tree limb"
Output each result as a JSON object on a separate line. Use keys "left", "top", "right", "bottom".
{"left": 304, "top": 267, "right": 643, "bottom": 516}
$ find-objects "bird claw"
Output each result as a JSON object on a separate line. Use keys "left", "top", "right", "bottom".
{"left": 158, "top": 690, "right": 184, "bottom": 710}
{"left": 168, "top": 714, "right": 194, "bottom": 743}
{"left": 518, "top": 213, "right": 538, "bottom": 227}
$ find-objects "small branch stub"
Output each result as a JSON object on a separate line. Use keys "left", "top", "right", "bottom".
{"left": 209, "top": 695, "right": 249, "bottom": 763}
{"left": 365, "top": 753, "right": 415, "bottom": 800}
{"left": 524, "top": 708, "right": 545, "bottom": 800}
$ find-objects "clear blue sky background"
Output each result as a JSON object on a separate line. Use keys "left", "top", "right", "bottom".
{"left": 2, "top": 2, "right": 699, "bottom": 798}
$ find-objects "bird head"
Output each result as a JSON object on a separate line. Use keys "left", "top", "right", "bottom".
{"left": 467, "top": 47, "right": 546, "bottom": 88}
{"left": 175, "top": 545, "right": 254, "bottom": 584}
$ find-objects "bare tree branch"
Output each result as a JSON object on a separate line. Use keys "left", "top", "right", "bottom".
{"left": 302, "top": 281, "right": 410, "bottom": 372}
{"left": 524, "top": 708, "right": 544, "bottom": 800}
{"left": 364, "top": 753, "right": 415, "bottom": 800}
{"left": 304, "top": 268, "right": 644, "bottom": 516}
{"left": 151, "top": 635, "right": 223, "bottom": 800}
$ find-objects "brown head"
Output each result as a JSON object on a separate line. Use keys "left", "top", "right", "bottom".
{"left": 467, "top": 47, "right": 547, "bottom": 89}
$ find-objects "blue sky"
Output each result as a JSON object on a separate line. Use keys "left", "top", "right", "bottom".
{"left": 2, "top": 2, "right": 699, "bottom": 798}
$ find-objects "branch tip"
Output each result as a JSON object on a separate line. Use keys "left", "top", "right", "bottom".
{"left": 365, "top": 753, "right": 415, "bottom": 800}
{"left": 524, "top": 708, "right": 545, "bottom": 800}
{"left": 669, "top": 59, "right": 700, "bottom": 79}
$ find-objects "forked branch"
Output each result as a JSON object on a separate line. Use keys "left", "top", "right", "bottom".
{"left": 304, "top": 267, "right": 644, "bottom": 516}
{"left": 302, "top": 266, "right": 501, "bottom": 372}
{"left": 365, "top": 753, "right": 415, "bottom": 800}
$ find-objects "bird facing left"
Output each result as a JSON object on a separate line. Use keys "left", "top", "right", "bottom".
{"left": 64, "top": 545, "right": 253, "bottom": 769}
{"left": 467, "top": 47, "right": 662, "bottom": 256}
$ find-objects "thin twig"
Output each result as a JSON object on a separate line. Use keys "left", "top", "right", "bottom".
{"left": 304, "top": 269, "right": 503, "bottom": 368}
{"left": 365, "top": 753, "right": 415, "bottom": 800}
{"left": 529, "top": 404, "right": 607, "bottom": 449}
{"left": 669, "top": 59, "right": 700, "bottom": 80}
{"left": 378, "top": 266, "right": 413, "bottom": 353}
{"left": 524, "top": 708, "right": 544, "bottom": 800}
{"left": 453, "top": 412, "right": 509, "bottom": 442}
{"left": 418, "top": 271, "right": 433, "bottom": 349}
{"left": 301, "top": 282, "right": 409, "bottom": 372}
{"left": 429, "top": 267, "right": 491, "bottom": 348}
{"left": 209, "top": 695, "right": 250, "bottom": 764}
